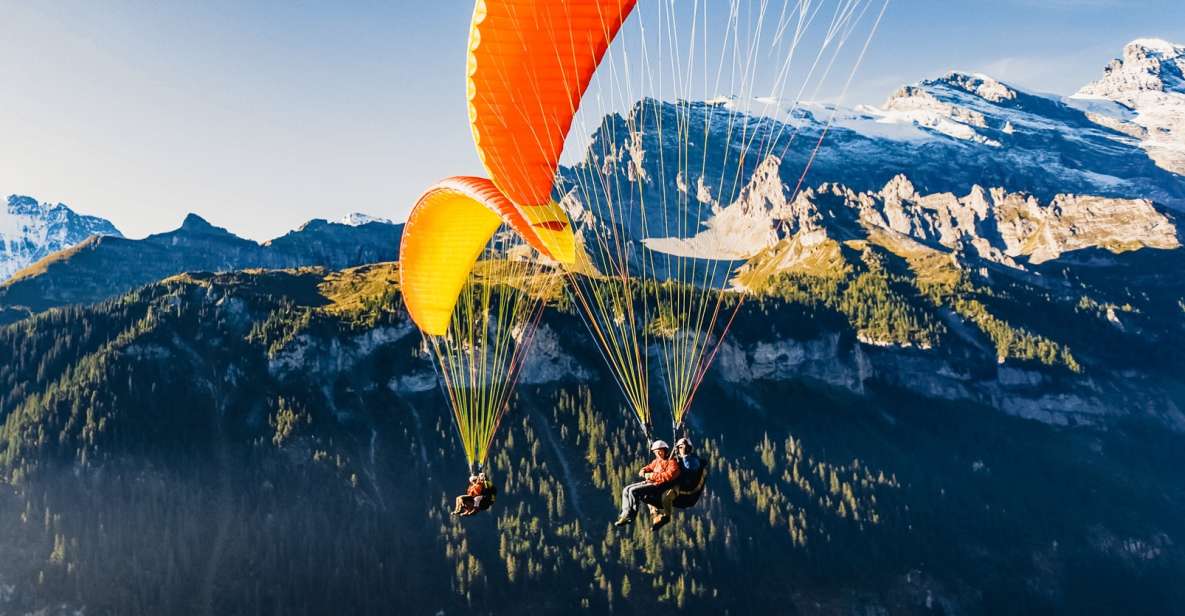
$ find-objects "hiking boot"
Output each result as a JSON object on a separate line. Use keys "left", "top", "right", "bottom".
{"left": 614, "top": 514, "right": 632, "bottom": 527}
{"left": 651, "top": 513, "right": 670, "bottom": 530}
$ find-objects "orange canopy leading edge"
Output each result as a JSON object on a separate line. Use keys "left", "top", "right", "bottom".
{"left": 467, "top": 0, "right": 638, "bottom": 264}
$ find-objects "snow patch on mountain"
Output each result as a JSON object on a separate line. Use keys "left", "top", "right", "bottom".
{"left": 815, "top": 103, "right": 937, "bottom": 142}
{"left": 1, "top": 195, "right": 123, "bottom": 281}
{"left": 788, "top": 72, "right": 1041, "bottom": 149}
{"left": 1071, "top": 39, "right": 1185, "bottom": 174}
{"left": 877, "top": 77, "right": 1006, "bottom": 147}
{"left": 339, "top": 213, "right": 393, "bottom": 226}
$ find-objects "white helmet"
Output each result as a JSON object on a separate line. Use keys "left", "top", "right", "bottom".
{"left": 650, "top": 440, "right": 670, "bottom": 451}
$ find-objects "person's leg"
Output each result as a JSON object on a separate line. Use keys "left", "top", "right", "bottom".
{"left": 453, "top": 495, "right": 465, "bottom": 514}
{"left": 614, "top": 485, "right": 634, "bottom": 525}
{"left": 618, "top": 481, "right": 648, "bottom": 520}
{"left": 634, "top": 483, "right": 666, "bottom": 506}
{"left": 661, "top": 487, "right": 676, "bottom": 518}
{"left": 632, "top": 483, "right": 668, "bottom": 524}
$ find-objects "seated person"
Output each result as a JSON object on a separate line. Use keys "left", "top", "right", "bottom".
{"left": 614, "top": 440, "right": 680, "bottom": 527}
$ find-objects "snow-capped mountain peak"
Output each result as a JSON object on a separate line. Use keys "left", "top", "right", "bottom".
{"left": 1129, "top": 37, "right": 1184, "bottom": 55}
{"left": 836, "top": 70, "right": 1051, "bottom": 150}
{"left": 1071, "top": 38, "right": 1185, "bottom": 175}
{"left": 921, "top": 71, "right": 1018, "bottom": 103}
{"left": 674, "top": 39, "right": 1185, "bottom": 200}
{"left": 1, "top": 195, "right": 123, "bottom": 281}
{"left": 877, "top": 78, "right": 1004, "bottom": 147}
{"left": 562, "top": 39, "right": 1185, "bottom": 286}
{"left": 339, "top": 213, "right": 393, "bottom": 226}
{"left": 1076, "top": 38, "right": 1185, "bottom": 99}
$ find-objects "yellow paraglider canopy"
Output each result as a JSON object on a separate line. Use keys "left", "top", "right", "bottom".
{"left": 400, "top": 177, "right": 563, "bottom": 470}
{"left": 402, "top": 177, "right": 535, "bottom": 336}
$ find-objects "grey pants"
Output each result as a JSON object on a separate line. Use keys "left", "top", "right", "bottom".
{"left": 620, "top": 481, "right": 665, "bottom": 519}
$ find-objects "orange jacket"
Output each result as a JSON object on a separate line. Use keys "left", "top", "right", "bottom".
{"left": 642, "top": 456, "right": 681, "bottom": 484}
{"left": 467, "top": 481, "right": 485, "bottom": 497}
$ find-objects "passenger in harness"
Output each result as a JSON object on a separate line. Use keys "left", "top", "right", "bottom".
{"left": 614, "top": 441, "right": 680, "bottom": 527}
{"left": 651, "top": 437, "right": 707, "bottom": 530}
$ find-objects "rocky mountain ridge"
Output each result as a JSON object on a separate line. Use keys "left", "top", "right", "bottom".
{"left": 646, "top": 156, "right": 1180, "bottom": 271}
{"left": 0, "top": 212, "right": 403, "bottom": 320}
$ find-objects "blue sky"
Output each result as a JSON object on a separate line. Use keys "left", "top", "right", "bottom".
{"left": 2, "top": 0, "right": 1183, "bottom": 240}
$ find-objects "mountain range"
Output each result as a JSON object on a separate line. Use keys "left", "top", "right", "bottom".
{"left": 0, "top": 212, "right": 403, "bottom": 323}
{"left": 5, "top": 39, "right": 1184, "bottom": 322}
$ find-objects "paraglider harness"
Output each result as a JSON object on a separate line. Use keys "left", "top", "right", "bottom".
{"left": 653, "top": 423, "right": 709, "bottom": 509}
{"left": 666, "top": 455, "right": 708, "bottom": 509}
{"left": 476, "top": 481, "right": 497, "bottom": 511}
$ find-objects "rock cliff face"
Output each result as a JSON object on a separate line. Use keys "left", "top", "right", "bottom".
{"left": 645, "top": 164, "right": 1180, "bottom": 269}
{"left": 717, "top": 321, "right": 1185, "bottom": 431}
{"left": 0, "top": 195, "right": 122, "bottom": 281}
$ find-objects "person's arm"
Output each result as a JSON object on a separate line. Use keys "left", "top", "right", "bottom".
{"left": 648, "top": 458, "right": 681, "bottom": 484}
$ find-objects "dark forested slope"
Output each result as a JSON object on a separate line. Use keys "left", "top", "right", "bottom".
{"left": 0, "top": 264, "right": 1182, "bottom": 615}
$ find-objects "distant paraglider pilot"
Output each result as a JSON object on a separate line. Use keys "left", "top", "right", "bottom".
{"left": 614, "top": 440, "right": 680, "bottom": 527}
{"left": 452, "top": 472, "right": 497, "bottom": 517}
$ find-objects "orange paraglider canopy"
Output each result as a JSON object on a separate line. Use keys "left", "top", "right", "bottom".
{"left": 466, "top": 0, "right": 637, "bottom": 264}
